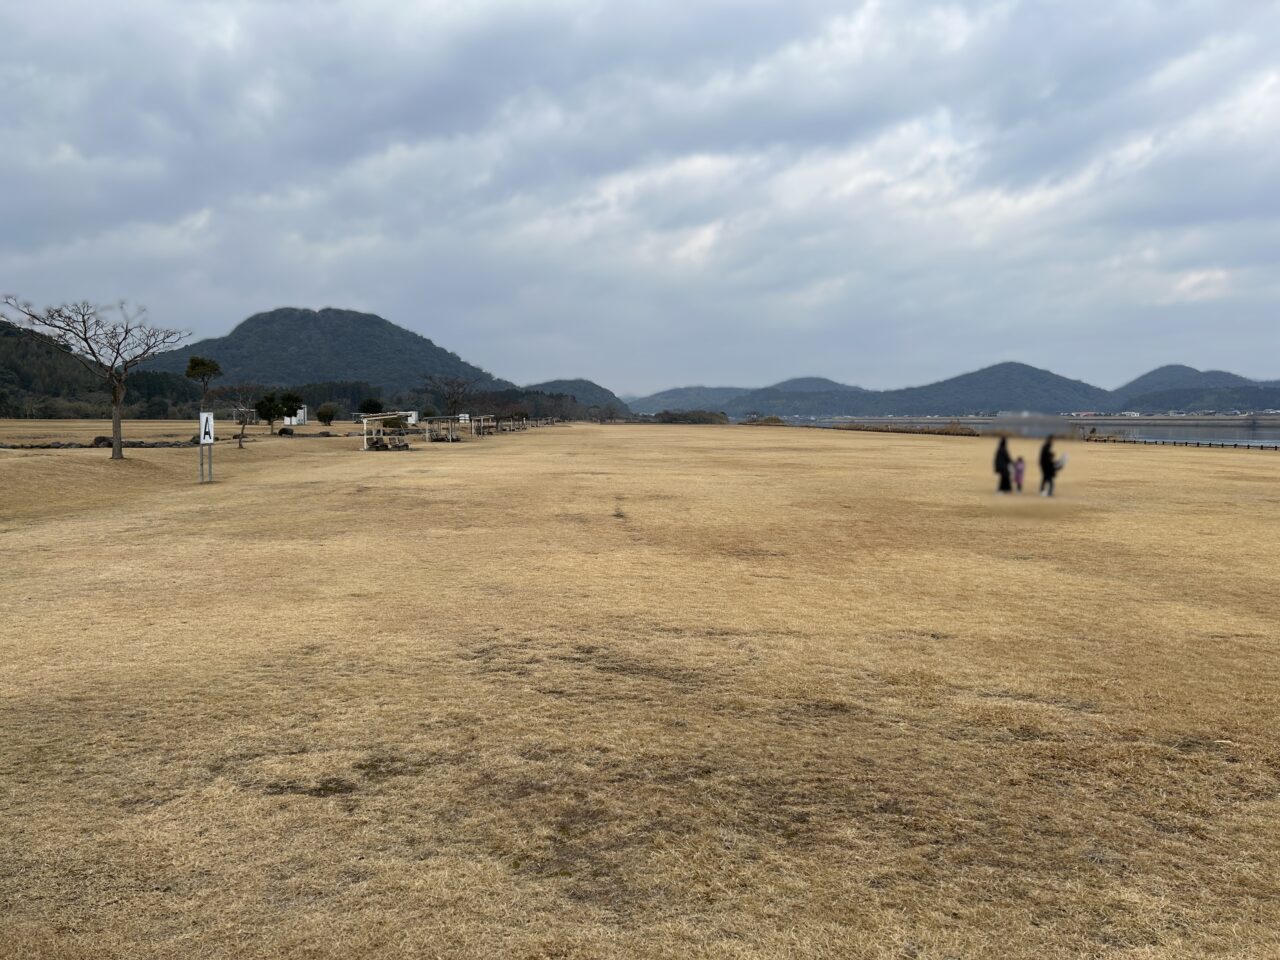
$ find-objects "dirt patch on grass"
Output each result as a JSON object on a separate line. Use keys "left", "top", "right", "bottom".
{"left": 262, "top": 776, "right": 359, "bottom": 797}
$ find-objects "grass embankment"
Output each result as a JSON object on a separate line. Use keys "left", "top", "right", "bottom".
{"left": 834, "top": 420, "right": 980, "bottom": 437}
{"left": 2, "top": 422, "right": 1278, "bottom": 958}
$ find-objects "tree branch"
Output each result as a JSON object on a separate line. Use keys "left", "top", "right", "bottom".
{"left": 1, "top": 296, "right": 188, "bottom": 381}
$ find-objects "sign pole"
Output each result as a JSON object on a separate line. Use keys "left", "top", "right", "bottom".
{"left": 199, "top": 412, "right": 215, "bottom": 483}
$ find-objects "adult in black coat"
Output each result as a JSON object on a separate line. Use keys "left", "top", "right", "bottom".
{"left": 1039, "top": 436, "right": 1058, "bottom": 496}
{"left": 994, "top": 437, "right": 1013, "bottom": 493}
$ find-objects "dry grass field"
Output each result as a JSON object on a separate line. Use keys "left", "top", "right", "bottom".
{"left": 2, "top": 420, "right": 1278, "bottom": 959}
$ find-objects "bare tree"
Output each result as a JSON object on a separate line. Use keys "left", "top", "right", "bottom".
{"left": 213, "top": 383, "right": 265, "bottom": 449}
{"left": 427, "top": 374, "right": 479, "bottom": 417}
{"left": 1, "top": 296, "right": 188, "bottom": 459}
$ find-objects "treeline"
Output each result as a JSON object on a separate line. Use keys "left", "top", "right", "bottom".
{"left": 465, "top": 388, "right": 613, "bottom": 421}
{"left": 275, "top": 383, "right": 604, "bottom": 423}
{"left": 648, "top": 410, "right": 730, "bottom": 424}
{"left": 279, "top": 383, "right": 609, "bottom": 423}
{"left": 0, "top": 320, "right": 201, "bottom": 418}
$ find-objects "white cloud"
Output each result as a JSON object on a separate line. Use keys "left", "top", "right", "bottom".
{"left": 1167, "top": 268, "right": 1231, "bottom": 303}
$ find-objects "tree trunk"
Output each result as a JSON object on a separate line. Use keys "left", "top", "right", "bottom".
{"left": 111, "top": 379, "right": 126, "bottom": 460}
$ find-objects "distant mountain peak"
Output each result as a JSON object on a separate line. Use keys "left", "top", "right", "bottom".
{"left": 1112, "top": 364, "right": 1255, "bottom": 404}
{"left": 1144, "top": 363, "right": 1201, "bottom": 375}
{"left": 524, "top": 378, "right": 631, "bottom": 413}
{"left": 981, "top": 360, "right": 1048, "bottom": 373}
{"left": 766, "top": 376, "right": 865, "bottom": 393}
{"left": 626, "top": 385, "right": 751, "bottom": 415}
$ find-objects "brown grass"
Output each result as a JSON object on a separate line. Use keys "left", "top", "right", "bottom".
{"left": 1, "top": 421, "right": 1278, "bottom": 959}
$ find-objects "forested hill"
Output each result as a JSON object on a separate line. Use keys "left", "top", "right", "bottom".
{"left": 0, "top": 319, "right": 196, "bottom": 418}
{"left": 1110, "top": 365, "right": 1257, "bottom": 405}
{"left": 1, "top": 319, "right": 97, "bottom": 400}
{"left": 146, "top": 307, "right": 511, "bottom": 392}
{"left": 845, "top": 362, "right": 1108, "bottom": 417}
{"left": 524, "top": 379, "right": 632, "bottom": 414}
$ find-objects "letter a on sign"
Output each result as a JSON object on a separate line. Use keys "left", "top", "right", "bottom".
{"left": 200, "top": 412, "right": 215, "bottom": 445}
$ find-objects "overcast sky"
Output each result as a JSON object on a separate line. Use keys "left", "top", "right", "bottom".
{"left": 3, "top": 1, "right": 1277, "bottom": 394}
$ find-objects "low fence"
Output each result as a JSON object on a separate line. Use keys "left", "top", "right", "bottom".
{"left": 1084, "top": 436, "right": 1280, "bottom": 451}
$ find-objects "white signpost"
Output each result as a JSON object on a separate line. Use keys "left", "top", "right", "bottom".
{"left": 199, "top": 412, "right": 215, "bottom": 483}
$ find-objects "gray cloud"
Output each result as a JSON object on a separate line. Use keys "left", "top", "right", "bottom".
{"left": 3, "top": 0, "right": 1277, "bottom": 393}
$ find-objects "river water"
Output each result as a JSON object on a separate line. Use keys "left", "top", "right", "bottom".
{"left": 817, "top": 416, "right": 1280, "bottom": 448}
{"left": 1102, "top": 422, "right": 1280, "bottom": 446}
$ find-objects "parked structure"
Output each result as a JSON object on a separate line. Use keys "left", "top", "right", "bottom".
{"left": 360, "top": 412, "right": 559, "bottom": 450}
{"left": 361, "top": 413, "right": 413, "bottom": 451}
{"left": 422, "top": 416, "right": 461, "bottom": 442}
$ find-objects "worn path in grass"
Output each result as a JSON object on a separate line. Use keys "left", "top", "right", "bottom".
{"left": 2, "top": 422, "right": 1278, "bottom": 959}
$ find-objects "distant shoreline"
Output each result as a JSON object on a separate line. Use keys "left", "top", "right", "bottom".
{"left": 808, "top": 414, "right": 1280, "bottom": 448}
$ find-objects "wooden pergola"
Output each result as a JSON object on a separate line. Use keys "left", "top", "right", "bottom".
{"left": 421, "top": 416, "right": 462, "bottom": 442}
{"left": 361, "top": 413, "right": 413, "bottom": 451}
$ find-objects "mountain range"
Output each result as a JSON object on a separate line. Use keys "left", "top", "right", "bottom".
{"left": 629, "top": 363, "right": 1280, "bottom": 417}
{"left": 6, "top": 304, "right": 1276, "bottom": 419}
